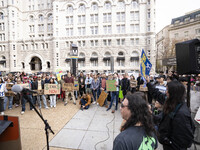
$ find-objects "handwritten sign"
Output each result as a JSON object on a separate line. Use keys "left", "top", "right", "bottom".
{"left": 18, "top": 83, "right": 30, "bottom": 89}
{"left": 74, "top": 81, "right": 79, "bottom": 91}
{"left": 139, "top": 84, "right": 148, "bottom": 92}
{"left": 195, "top": 107, "right": 200, "bottom": 124}
{"left": 106, "top": 80, "right": 117, "bottom": 91}
{"left": 44, "top": 84, "right": 60, "bottom": 95}
{"left": 33, "top": 90, "right": 44, "bottom": 96}
{"left": 6, "top": 84, "right": 13, "bottom": 90}
{"left": 97, "top": 91, "right": 108, "bottom": 106}
{"left": 62, "top": 83, "right": 74, "bottom": 92}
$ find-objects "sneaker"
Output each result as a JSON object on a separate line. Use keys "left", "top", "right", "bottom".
{"left": 53, "top": 105, "right": 56, "bottom": 108}
{"left": 0, "top": 112, "right": 4, "bottom": 115}
{"left": 93, "top": 101, "right": 96, "bottom": 104}
{"left": 50, "top": 106, "right": 53, "bottom": 108}
{"left": 9, "top": 108, "right": 12, "bottom": 110}
{"left": 45, "top": 107, "right": 49, "bottom": 109}
{"left": 80, "top": 106, "right": 83, "bottom": 111}
{"left": 21, "top": 111, "right": 25, "bottom": 115}
{"left": 97, "top": 103, "right": 99, "bottom": 106}
{"left": 64, "top": 102, "right": 68, "bottom": 106}
{"left": 15, "top": 104, "right": 19, "bottom": 107}
{"left": 73, "top": 102, "right": 76, "bottom": 105}
{"left": 112, "top": 110, "right": 115, "bottom": 113}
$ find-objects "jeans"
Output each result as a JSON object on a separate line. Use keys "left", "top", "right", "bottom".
{"left": 50, "top": 95, "right": 56, "bottom": 107}
{"left": 108, "top": 91, "right": 119, "bottom": 110}
{"left": 0, "top": 97, "right": 4, "bottom": 112}
{"left": 22, "top": 95, "right": 33, "bottom": 111}
{"left": 97, "top": 88, "right": 101, "bottom": 100}
{"left": 37, "top": 95, "right": 48, "bottom": 108}
{"left": 80, "top": 98, "right": 89, "bottom": 109}
{"left": 4, "top": 96, "right": 13, "bottom": 110}
{"left": 92, "top": 90, "right": 98, "bottom": 102}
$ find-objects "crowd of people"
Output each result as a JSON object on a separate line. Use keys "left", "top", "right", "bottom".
{"left": 0, "top": 70, "right": 200, "bottom": 149}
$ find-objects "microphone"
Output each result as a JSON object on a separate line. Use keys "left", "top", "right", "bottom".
{"left": 11, "top": 85, "right": 37, "bottom": 94}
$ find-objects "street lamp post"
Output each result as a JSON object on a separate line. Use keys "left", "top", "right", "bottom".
{"left": 70, "top": 44, "right": 78, "bottom": 76}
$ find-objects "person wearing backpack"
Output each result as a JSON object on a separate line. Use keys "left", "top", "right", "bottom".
{"left": 147, "top": 79, "right": 195, "bottom": 150}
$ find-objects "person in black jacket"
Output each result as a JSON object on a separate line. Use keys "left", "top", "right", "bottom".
{"left": 121, "top": 73, "right": 130, "bottom": 99}
{"left": 147, "top": 79, "right": 195, "bottom": 150}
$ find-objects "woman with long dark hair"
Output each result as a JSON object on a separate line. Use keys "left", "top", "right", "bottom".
{"left": 158, "top": 81, "right": 195, "bottom": 150}
{"left": 113, "top": 93, "right": 157, "bottom": 150}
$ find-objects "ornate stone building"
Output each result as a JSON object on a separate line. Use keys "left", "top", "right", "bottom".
{"left": 156, "top": 9, "right": 200, "bottom": 72}
{"left": 0, "top": 0, "right": 156, "bottom": 74}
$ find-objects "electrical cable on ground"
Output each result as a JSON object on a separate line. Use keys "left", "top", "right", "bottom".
{"left": 94, "top": 113, "right": 115, "bottom": 150}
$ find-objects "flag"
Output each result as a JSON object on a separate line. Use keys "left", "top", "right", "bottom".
{"left": 56, "top": 69, "right": 63, "bottom": 81}
{"left": 140, "top": 49, "right": 152, "bottom": 83}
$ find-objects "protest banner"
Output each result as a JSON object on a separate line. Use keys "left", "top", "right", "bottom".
{"left": 44, "top": 84, "right": 60, "bottom": 95}
{"left": 97, "top": 91, "right": 108, "bottom": 106}
{"left": 62, "top": 83, "right": 74, "bottom": 92}
{"left": 5, "top": 84, "right": 14, "bottom": 96}
{"left": 74, "top": 81, "right": 79, "bottom": 91}
{"left": 106, "top": 80, "right": 117, "bottom": 91}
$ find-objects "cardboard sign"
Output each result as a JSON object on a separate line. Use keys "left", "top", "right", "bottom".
{"left": 5, "top": 91, "right": 15, "bottom": 97}
{"left": 18, "top": 83, "right": 29, "bottom": 89}
{"left": 44, "top": 84, "right": 60, "bottom": 95}
{"left": 74, "top": 81, "right": 79, "bottom": 91}
{"left": 6, "top": 84, "right": 13, "bottom": 90}
{"left": 106, "top": 80, "right": 117, "bottom": 91}
{"left": 97, "top": 91, "right": 108, "bottom": 106}
{"left": 139, "top": 84, "right": 148, "bottom": 92}
{"left": 62, "top": 83, "right": 74, "bottom": 92}
{"left": 32, "top": 90, "right": 44, "bottom": 96}
{"left": 195, "top": 107, "right": 200, "bottom": 124}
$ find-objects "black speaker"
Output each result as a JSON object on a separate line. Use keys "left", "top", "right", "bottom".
{"left": 176, "top": 39, "right": 200, "bottom": 75}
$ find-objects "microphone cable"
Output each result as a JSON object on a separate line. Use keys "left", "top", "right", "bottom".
{"left": 94, "top": 112, "right": 115, "bottom": 150}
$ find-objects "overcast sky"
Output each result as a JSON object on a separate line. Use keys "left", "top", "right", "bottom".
{"left": 156, "top": 0, "right": 200, "bottom": 33}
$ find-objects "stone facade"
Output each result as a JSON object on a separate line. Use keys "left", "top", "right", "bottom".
{"left": 0, "top": 0, "right": 156, "bottom": 74}
{"left": 156, "top": 9, "right": 200, "bottom": 72}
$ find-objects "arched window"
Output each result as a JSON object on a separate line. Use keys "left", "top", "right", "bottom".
{"left": 104, "top": 1, "right": 111, "bottom": 10}
{"left": 118, "top": 51, "right": 124, "bottom": 56}
{"left": 38, "top": 14, "right": 44, "bottom": 22}
{"left": 91, "top": 52, "right": 98, "bottom": 57}
{"left": 105, "top": 51, "right": 111, "bottom": 57}
{"left": 79, "top": 52, "right": 85, "bottom": 57}
{"left": 79, "top": 4, "right": 85, "bottom": 13}
{"left": 117, "top": 0, "right": 125, "bottom": 9}
{"left": 91, "top": 3, "right": 98, "bottom": 11}
{"left": 67, "top": 5, "right": 73, "bottom": 14}
{"left": 131, "top": 0, "right": 138, "bottom": 8}
{"left": 29, "top": 15, "right": 34, "bottom": 22}
{"left": 0, "top": 12, "right": 4, "bottom": 20}
{"left": 1, "top": 56, "right": 6, "bottom": 59}
{"left": 47, "top": 14, "right": 52, "bottom": 21}
{"left": 47, "top": 61, "right": 50, "bottom": 68}
{"left": 22, "top": 62, "right": 25, "bottom": 69}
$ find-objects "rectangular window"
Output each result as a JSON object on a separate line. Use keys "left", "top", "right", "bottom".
{"left": 66, "top": 16, "right": 73, "bottom": 25}
{"left": 78, "top": 15, "right": 86, "bottom": 24}
{"left": 90, "top": 26, "right": 98, "bottom": 35}
{"left": 103, "top": 25, "right": 112, "bottom": 34}
{"left": 90, "top": 14, "right": 98, "bottom": 23}
{"left": 103, "top": 13, "right": 111, "bottom": 23}
{"left": 116, "top": 12, "right": 125, "bottom": 22}
{"left": 66, "top": 28, "right": 73, "bottom": 36}
{"left": 117, "top": 25, "right": 125, "bottom": 34}
{"left": 130, "top": 11, "right": 139, "bottom": 21}
{"left": 13, "top": 45, "right": 15, "bottom": 50}
{"left": 14, "top": 60, "right": 16, "bottom": 67}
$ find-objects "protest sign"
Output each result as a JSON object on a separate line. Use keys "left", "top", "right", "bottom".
{"left": 74, "top": 81, "right": 79, "bottom": 91}
{"left": 44, "top": 84, "right": 60, "bottom": 95}
{"left": 106, "top": 80, "right": 117, "bottom": 91}
{"left": 62, "top": 83, "right": 74, "bottom": 92}
{"left": 97, "top": 91, "right": 108, "bottom": 106}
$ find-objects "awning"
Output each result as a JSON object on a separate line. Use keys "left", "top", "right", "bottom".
{"left": 65, "top": 58, "right": 71, "bottom": 62}
{"left": 0, "top": 60, "right": 6, "bottom": 64}
{"left": 78, "top": 58, "right": 85, "bottom": 61}
{"left": 117, "top": 57, "right": 125, "bottom": 61}
{"left": 103, "top": 57, "right": 110, "bottom": 61}
{"left": 130, "top": 57, "right": 139, "bottom": 61}
{"left": 90, "top": 57, "right": 98, "bottom": 61}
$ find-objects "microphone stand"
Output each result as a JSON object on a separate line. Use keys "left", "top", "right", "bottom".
{"left": 22, "top": 90, "right": 54, "bottom": 150}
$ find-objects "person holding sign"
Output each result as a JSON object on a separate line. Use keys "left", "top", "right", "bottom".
{"left": 49, "top": 78, "right": 57, "bottom": 108}
{"left": 64, "top": 72, "right": 76, "bottom": 105}
{"left": 0, "top": 77, "right": 6, "bottom": 115}
{"left": 4, "top": 78, "right": 14, "bottom": 110}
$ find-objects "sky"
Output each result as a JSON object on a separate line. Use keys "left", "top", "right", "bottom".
{"left": 156, "top": 0, "right": 200, "bottom": 33}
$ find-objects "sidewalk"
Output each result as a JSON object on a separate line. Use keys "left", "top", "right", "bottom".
{"left": 49, "top": 105, "right": 122, "bottom": 150}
